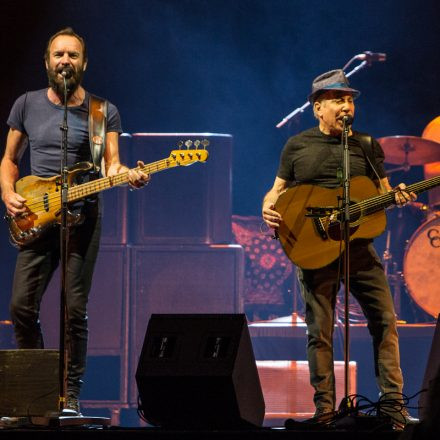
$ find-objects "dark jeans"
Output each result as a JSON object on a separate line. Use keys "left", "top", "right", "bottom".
{"left": 9, "top": 203, "right": 101, "bottom": 396}
{"left": 297, "top": 241, "right": 403, "bottom": 411}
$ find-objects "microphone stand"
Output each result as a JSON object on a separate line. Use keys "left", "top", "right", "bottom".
{"left": 341, "top": 117, "right": 352, "bottom": 407}
{"left": 58, "top": 75, "right": 70, "bottom": 415}
{"left": 275, "top": 56, "right": 369, "bottom": 129}
{"left": 32, "top": 74, "right": 110, "bottom": 427}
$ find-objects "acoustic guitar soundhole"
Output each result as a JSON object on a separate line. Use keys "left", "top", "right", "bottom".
{"left": 326, "top": 203, "right": 361, "bottom": 241}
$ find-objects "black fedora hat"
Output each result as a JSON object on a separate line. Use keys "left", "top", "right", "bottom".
{"left": 308, "top": 69, "right": 360, "bottom": 103}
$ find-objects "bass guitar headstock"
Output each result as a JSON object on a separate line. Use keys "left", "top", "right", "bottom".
{"left": 169, "top": 139, "right": 209, "bottom": 165}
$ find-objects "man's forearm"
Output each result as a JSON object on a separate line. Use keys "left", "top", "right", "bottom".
{"left": 0, "top": 158, "right": 19, "bottom": 196}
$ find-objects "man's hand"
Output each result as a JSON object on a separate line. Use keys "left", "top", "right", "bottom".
{"left": 393, "top": 183, "right": 417, "bottom": 207}
{"left": 262, "top": 177, "right": 288, "bottom": 230}
{"left": 107, "top": 160, "right": 150, "bottom": 189}
{"left": 127, "top": 160, "right": 150, "bottom": 189}
{"left": 1, "top": 190, "right": 27, "bottom": 217}
{"left": 262, "top": 201, "right": 282, "bottom": 229}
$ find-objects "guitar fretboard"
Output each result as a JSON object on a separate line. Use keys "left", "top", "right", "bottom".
{"left": 354, "top": 175, "right": 440, "bottom": 216}
{"left": 68, "top": 157, "right": 177, "bottom": 202}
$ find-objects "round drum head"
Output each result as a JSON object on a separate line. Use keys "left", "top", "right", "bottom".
{"left": 404, "top": 215, "right": 440, "bottom": 317}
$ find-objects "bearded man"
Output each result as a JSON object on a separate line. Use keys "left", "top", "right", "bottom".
{"left": 0, "top": 28, "right": 148, "bottom": 416}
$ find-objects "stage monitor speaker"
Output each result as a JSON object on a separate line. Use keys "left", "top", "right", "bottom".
{"left": 135, "top": 314, "right": 265, "bottom": 429}
{"left": 0, "top": 349, "right": 59, "bottom": 416}
{"left": 419, "top": 313, "right": 440, "bottom": 421}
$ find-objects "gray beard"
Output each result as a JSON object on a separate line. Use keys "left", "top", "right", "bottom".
{"left": 47, "top": 67, "right": 84, "bottom": 103}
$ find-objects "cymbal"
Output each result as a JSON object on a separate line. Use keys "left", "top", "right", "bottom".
{"left": 377, "top": 135, "right": 440, "bottom": 165}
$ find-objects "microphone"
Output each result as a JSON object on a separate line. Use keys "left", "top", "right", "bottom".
{"left": 342, "top": 115, "right": 354, "bottom": 125}
{"left": 60, "top": 67, "right": 73, "bottom": 79}
{"left": 355, "top": 51, "right": 386, "bottom": 65}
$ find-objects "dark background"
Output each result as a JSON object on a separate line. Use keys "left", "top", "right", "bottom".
{"left": 1, "top": 1, "right": 439, "bottom": 327}
{"left": 1, "top": 0, "right": 439, "bottom": 421}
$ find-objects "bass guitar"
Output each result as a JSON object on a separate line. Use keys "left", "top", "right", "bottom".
{"left": 275, "top": 174, "right": 440, "bottom": 270}
{"left": 5, "top": 147, "right": 209, "bottom": 247}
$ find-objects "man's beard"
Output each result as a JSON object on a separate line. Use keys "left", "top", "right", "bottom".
{"left": 47, "top": 65, "right": 84, "bottom": 103}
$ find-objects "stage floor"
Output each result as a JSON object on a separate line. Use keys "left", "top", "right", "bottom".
{"left": 1, "top": 320, "right": 433, "bottom": 439}
{"left": 0, "top": 425, "right": 405, "bottom": 440}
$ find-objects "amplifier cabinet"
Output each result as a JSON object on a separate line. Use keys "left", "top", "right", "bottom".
{"left": 39, "top": 244, "right": 129, "bottom": 404}
{"left": 40, "top": 245, "right": 129, "bottom": 354}
{"left": 100, "top": 187, "right": 128, "bottom": 245}
{"left": 129, "top": 133, "right": 232, "bottom": 244}
{"left": 256, "top": 360, "right": 357, "bottom": 419}
{"left": 100, "top": 133, "right": 130, "bottom": 245}
{"left": 128, "top": 243, "right": 244, "bottom": 404}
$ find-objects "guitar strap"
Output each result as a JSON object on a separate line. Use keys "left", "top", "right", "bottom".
{"left": 357, "top": 133, "right": 385, "bottom": 189}
{"left": 88, "top": 95, "right": 108, "bottom": 175}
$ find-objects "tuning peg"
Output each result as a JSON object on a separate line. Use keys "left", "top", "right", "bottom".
{"left": 194, "top": 140, "right": 200, "bottom": 148}
{"left": 177, "top": 141, "right": 183, "bottom": 149}
{"left": 184, "top": 140, "right": 193, "bottom": 149}
{"left": 201, "top": 139, "right": 210, "bottom": 148}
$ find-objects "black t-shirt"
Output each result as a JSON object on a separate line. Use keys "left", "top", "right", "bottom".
{"left": 277, "top": 126, "right": 387, "bottom": 187}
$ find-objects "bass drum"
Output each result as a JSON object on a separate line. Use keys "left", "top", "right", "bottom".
{"left": 404, "top": 214, "right": 440, "bottom": 317}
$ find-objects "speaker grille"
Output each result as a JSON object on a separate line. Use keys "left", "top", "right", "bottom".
{"left": 0, "top": 349, "right": 59, "bottom": 416}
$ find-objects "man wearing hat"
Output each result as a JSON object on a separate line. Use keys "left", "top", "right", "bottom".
{"left": 262, "top": 69, "right": 417, "bottom": 426}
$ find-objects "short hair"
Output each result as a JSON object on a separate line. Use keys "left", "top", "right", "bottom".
{"left": 312, "top": 93, "right": 327, "bottom": 119}
{"left": 44, "top": 27, "right": 87, "bottom": 63}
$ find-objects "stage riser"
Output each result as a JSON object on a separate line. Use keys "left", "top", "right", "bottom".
{"left": 250, "top": 324, "right": 436, "bottom": 413}
{"left": 257, "top": 360, "right": 356, "bottom": 418}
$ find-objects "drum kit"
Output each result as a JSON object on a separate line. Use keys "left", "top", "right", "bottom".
{"left": 377, "top": 116, "right": 440, "bottom": 321}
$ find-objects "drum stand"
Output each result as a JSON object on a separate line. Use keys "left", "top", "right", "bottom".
{"left": 290, "top": 266, "right": 305, "bottom": 323}
{"left": 382, "top": 230, "right": 404, "bottom": 320}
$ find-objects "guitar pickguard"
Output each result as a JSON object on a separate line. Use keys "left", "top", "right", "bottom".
{"left": 313, "top": 217, "right": 329, "bottom": 240}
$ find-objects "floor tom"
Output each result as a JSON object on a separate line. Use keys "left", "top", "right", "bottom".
{"left": 404, "top": 214, "right": 440, "bottom": 317}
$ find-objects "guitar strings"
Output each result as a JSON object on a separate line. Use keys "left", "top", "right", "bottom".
{"left": 19, "top": 157, "right": 179, "bottom": 215}
{"left": 21, "top": 160, "right": 169, "bottom": 213}
{"left": 19, "top": 149, "right": 207, "bottom": 219}
{"left": 342, "top": 175, "right": 440, "bottom": 218}
{"left": 322, "top": 177, "right": 440, "bottom": 228}
{"left": 24, "top": 150, "right": 207, "bottom": 212}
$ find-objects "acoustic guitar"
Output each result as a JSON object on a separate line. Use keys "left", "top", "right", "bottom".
{"left": 275, "top": 175, "right": 440, "bottom": 270}
{"left": 5, "top": 147, "right": 209, "bottom": 247}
